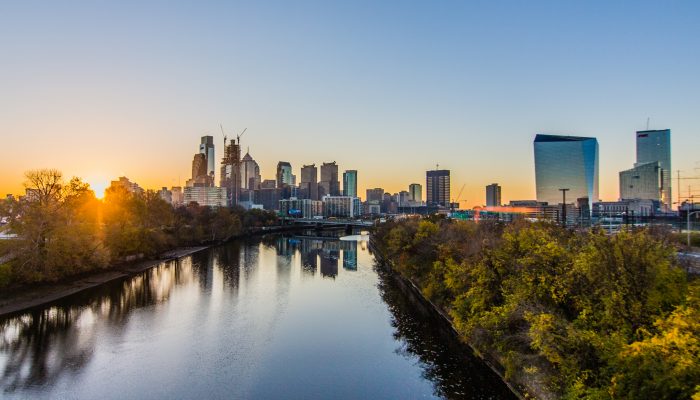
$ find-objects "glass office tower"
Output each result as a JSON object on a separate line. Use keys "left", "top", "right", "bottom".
{"left": 619, "top": 161, "right": 662, "bottom": 201}
{"left": 534, "top": 134, "right": 599, "bottom": 206}
{"left": 276, "top": 162, "right": 293, "bottom": 188}
{"left": 636, "top": 129, "right": 671, "bottom": 208}
{"left": 199, "top": 136, "right": 215, "bottom": 180}
{"left": 343, "top": 170, "right": 357, "bottom": 197}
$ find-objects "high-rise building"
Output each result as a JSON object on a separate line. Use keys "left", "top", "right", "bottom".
{"left": 171, "top": 186, "right": 183, "bottom": 206}
{"left": 199, "top": 136, "right": 215, "bottom": 180}
{"left": 187, "top": 153, "right": 213, "bottom": 187}
{"left": 158, "top": 187, "right": 172, "bottom": 204}
{"left": 426, "top": 169, "right": 450, "bottom": 207}
{"left": 343, "top": 170, "right": 357, "bottom": 197}
{"left": 109, "top": 177, "right": 144, "bottom": 195}
{"left": 255, "top": 188, "right": 283, "bottom": 210}
{"left": 300, "top": 164, "right": 318, "bottom": 200}
{"left": 322, "top": 195, "right": 362, "bottom": 218}
{"left": 486, "top": 183, "right": 502, "bottom": 207}
{"left": 220, "top": 139, "right": 241, "bottom": 206}
{"left": 240, "top": 151, "right": 261, "bottom": 190}
{"left": 183, "top": 186, "right": 227, "bottom": 207}
{"left": 636, "top": 129, "right": 671, "bottom": 208}
{"left": 366, "top": 188, "right": 385, "bottom": 202}
{"left": 534, "top": 134, "right": 599, "bottom": 206}
{"left": 619, "top": 161, "right": 662, "bottom": 201}
{"left": 408, "top": 183, "right": 422, "bottom": 205}
{"left": 319, "top": 162, "right": 340, "bottom": 197}
{"left": 192, "top": 153, "right": 207, "bottom": 180}
{"left": 260, "top": 179, "right": 276, "bottom": 189}
{"left": 397, "top": 191, "right": 410, "bottom": 207}
{"left": 279, "top": 198, "right": 323, "bottom": 219}
{"left": 276, "top": 162, "right": 293, "bottom": 188}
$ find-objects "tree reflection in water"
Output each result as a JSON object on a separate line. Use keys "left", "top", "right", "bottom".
{"left": 375, "top": 267, "right": 516, "bottom": 400}
{"left": 0, "top": 257, "right": 198, "bottom": 393}
{"left": 0, "top": 236, "right": 514, "bottom": 399}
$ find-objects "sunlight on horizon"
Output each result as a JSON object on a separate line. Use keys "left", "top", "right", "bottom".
{"left": 85, "top": 177, "right": 109, "bottom": 199}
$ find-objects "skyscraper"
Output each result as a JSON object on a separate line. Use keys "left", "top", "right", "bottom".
{"left": 366, "top": 188, "right": 384, "bottom": 202}
{"left": 408, "top": 183, "right": 422, "bottom": 205}
{"left": 426, "top": 170, "right": 450, "bottom": 207}
{"left": 636, "top": 129, "right": 671, "bottom": 208}
{"left": 240, "top": 151, "right": 261, "bottom": 190}
{"left": 187, "top": 153, "right": 213, "bottom": 187}
{"left": 199, "top": 136, "right": 215, "bottom": 180}
{"left": 343, "top": 170, "right": 357, "bottom": 197}
{"left": 619, "top": 162, "right": 662, "bottom": 201}
{"left": 319, "top": 161, "right": 340, "bottom": 197}
{"left": 276, "top": 162, "right": 293, "bottom": 188}
{"left": 534, "top": 134, "right": 599, "bottom": 206}
{"left": 486, "top": 183, "right": 501, "bottom": 207}
{"left": 300, "top": 164, "right": 318, "bottom": 200}
{"left": 220, "top": 139, "right": 241, "bottom": 206}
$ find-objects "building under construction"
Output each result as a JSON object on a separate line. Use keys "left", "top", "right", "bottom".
{"left": 220, "top": 138, "right": 241, "bottom": 207}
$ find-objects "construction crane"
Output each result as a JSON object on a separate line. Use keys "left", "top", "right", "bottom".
{"left": 220, "top": 124, "right": 227, "bottom": 146}
{"left": 236, "top": 128, "right": 247, "bottom": 145}
{"left": 451, "top": 184, "right": 466, "bottom": 212}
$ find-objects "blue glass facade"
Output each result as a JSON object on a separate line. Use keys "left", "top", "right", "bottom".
{"left": 636, "top": 129, "right": 671, "bottom": 208}
{"left": 534, "top": 134, "right": 599, "bottom": 206}
{"left": 343, "top": 170, "right": 358, "bottom": 197}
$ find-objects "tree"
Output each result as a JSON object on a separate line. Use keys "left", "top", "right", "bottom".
{"left": 8, "top": 170, "right": 108, "bottom": 282}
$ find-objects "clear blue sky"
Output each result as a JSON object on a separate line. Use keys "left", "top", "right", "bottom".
{"left": 1, "top": 1, "right": 699, "bottom": 205}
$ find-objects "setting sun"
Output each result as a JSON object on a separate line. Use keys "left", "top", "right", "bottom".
{"left": 84, "top": 176, "right": 109, "bottom": 199}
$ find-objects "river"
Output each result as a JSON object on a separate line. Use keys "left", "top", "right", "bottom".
{"left": 0, "top": 233, "right": 514, "bottom": 399}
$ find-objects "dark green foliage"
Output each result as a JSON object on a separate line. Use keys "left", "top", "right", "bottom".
{"left": 374, "top": 217, "right": 697, "bottom": 399}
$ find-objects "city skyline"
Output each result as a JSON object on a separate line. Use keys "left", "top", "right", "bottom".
{"left": 1, "top": 2, "right": 699, "bottom": 207}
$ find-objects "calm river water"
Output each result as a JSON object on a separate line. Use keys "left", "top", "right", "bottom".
{"left": 0, "top": 233, "right": 514, "bottom": 399}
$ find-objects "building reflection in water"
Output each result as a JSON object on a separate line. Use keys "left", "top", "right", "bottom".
{"left": 0, "top": 235, "right": 362, "bottom": 395}
{"left": 342, "top": 240, "right": 358, "bottom": 270}
{"left": 275, "top": 234, "right": 360, "bottom": 278}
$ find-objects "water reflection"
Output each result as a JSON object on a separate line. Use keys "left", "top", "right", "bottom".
{"left": 0, "top": 258, "right": 194, "bottom": 393}
{"left": 376, "top": 267, "right": 516, "bottom": 399}
{"left": 0, "top": 234, "right": 512, "bottom": 399}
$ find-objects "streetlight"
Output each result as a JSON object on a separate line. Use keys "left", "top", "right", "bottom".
{"left": 558, "top": 188, "right": 569, "bottom": 228}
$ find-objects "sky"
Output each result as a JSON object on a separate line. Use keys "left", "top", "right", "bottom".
{"left": 1, "top": 1, "right": 699, "bottom": 207}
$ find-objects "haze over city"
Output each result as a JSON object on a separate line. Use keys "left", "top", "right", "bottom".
{"left": 2, "top": 1, "right": 699, "bottom": 207}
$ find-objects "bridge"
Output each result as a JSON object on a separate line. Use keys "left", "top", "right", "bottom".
{"left": 280, "top": 218, "right": 374, "bottom": 229}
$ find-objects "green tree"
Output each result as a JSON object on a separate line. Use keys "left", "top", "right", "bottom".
{"left": 609, "top": 282, "right": 700, "bottom": 400}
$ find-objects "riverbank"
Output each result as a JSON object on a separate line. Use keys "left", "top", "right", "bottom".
{"left": 369, "top": 237, "right": 534, "bottom": 400}
{"left": 0, "top": 246, "right": 207, "bottom": 318}
{"left": 0, "top": 224, "right": 348, "bottom": 319}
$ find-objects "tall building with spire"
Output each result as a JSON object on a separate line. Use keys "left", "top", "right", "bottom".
{"left": 240, "top": 150, "right": 261, "bottom": 190}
